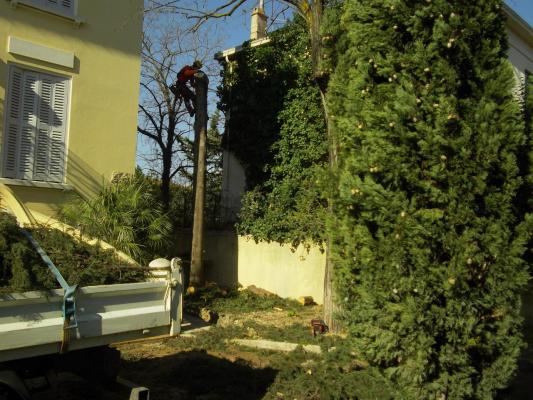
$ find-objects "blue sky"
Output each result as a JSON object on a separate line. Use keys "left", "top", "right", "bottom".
{"left": 209, "top": 0, "right": 293, "bottom": 53}
{"left": 506, "top": 0, "right": 533, "bottom": 26}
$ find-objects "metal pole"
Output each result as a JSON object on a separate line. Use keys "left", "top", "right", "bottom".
{"left": 190, "top": 71, "right": 208, "bottom": 286}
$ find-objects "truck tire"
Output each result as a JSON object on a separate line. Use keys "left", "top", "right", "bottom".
{"left": 0, "top": 384, "right": 22, "bottom": 400}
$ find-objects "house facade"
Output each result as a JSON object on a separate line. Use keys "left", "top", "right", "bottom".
{"left": 0, "top": 0, "right": 143, "bottom": 223}
{"left": 506, "top": 5, "right": 533, "bottom": 97}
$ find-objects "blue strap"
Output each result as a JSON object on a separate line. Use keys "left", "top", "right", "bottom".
{"left": 20, "top": 229, "right": 78, "bottom": 329}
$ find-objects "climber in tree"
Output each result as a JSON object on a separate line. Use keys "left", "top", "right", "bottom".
{"left": 170, "top": 60, "right": 203, "bottom": 117}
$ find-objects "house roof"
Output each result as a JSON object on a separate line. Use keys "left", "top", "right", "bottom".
{"left": 504, "top": 3, "right": 533, "bottom": 48}
{"left": 214, "top": 37, "right": 270, "bottom": 61}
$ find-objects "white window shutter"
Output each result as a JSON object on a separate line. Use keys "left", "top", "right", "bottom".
{"left": 34, "top": 75, "right": 53, "bottom": 181}
{"left": 44, "top": 0, "right": 59, "bottom": 14}
{"left": 22, "top": 0, "right": 46, "bottom": 10}
{"left": 45, "top": 0, "right": 74, "bottom": 14}
{"left": 18, "top": 71, "right": 39, "bottom": 180}
{"left": 3, "top": 67, "right": 23, "bottom": 178}
{"left": 3, "top": 68, "right": 69, "bottom": 183}
{"left": 61, "top": 0, "right": 73, "bottom": 10}
{"left": 34, "top": 74, "right": 68, "bottom": 183}
{"left": 48, "top": 77, "right": 68, "bottom": 183}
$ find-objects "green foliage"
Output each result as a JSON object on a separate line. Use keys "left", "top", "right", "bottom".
{"left": 165, "top": 182, "right": 194, "bottom": 228}
{"left": 220, "top": 18, "right": 328, "bottom": 246}
{"left": 326, "top": 1, "right": 531, "bottom": 398}
{"left": 522, "top": 73, "right": 533, "bottom": 218}
{"left": 61, "top": 172, "right": 172, "bottom": 263}
{"left": 219, "top": 20, "right": 305, "bottom": 189}
{"left": 265, "top": 347, "right": 395, "bottom": 400}
{"left": 0, "top": 212, "right": 147, "bottom": 293}
{"left": 205, "top": 109, "right": 224, "bottom": 228}
{"left": 184, "top": 285, "right": 302, "bottom": 316}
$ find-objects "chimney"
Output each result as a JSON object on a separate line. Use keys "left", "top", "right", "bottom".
{"left": 250, "top": 0, "right": 267, "bottom": 41}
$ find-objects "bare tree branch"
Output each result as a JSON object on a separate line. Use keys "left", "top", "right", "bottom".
{"left": 178, "top": 0, "right": 312, "bottom": 32}
{"left": 188, "top": 0, "right": 248, "bottom": 31}
{"left": 138, "top": 9, "right": 224, "bottom": 208}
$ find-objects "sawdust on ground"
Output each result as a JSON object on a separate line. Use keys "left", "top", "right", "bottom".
{"left": 218, "top": 304, "right": 322, "bottom": 328}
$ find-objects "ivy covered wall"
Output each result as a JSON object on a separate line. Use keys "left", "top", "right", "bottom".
{"left": 218, "top": 18, "right": 328, "bottom": 246}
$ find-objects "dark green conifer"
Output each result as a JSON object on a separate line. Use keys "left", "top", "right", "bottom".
{"left": 327, "top": 1, "right": 532, "bottom": 398}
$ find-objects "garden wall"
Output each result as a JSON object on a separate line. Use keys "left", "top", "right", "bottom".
{"left": 173, "top": 230, "right": 326, "bottom": 303}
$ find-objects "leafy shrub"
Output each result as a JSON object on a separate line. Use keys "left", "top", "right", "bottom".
{"left": 61, "top": 172, "right": 172, "bottom": 263}
{"left": 0, "top": 212, "right": 147, "bottom": 293}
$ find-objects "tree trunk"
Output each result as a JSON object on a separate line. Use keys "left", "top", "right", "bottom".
{"left": 161, "top": 150, "right": 172, "bottom": 210}
{"left": 310, "top": 0, "right": 324, "bottom": 82}
{"left": 190, "top": 71, "right": 209, "bottom": 287}
{"left": 322, "top": 94, "right": 340, "bottom": 333}
{"left": 309, "top": 0, "right": 340, "bottom": 333}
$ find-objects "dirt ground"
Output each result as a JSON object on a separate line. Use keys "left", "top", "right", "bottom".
{"left": 24, "top": 294, "right": 533, "bottom": 400}
{"left": 114, "top": 306, "right": 323, "bottom": 400}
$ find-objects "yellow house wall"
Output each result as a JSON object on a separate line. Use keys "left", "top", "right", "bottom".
{"left": 0, "top": 0, "right": 142, "bottom": 217}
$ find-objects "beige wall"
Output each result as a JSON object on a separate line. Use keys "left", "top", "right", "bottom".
{"left": 174, "top": 230, "right": 326, "bottom": 303}
{"left": 508, "top": 29, "right": 533, "bottom": 74}
{"left": 237, "top": 236, "right": 326, "bottom": 302}
{"left": 220, "top": 150, "right": 246, "bottom": 223}
{"left": 0, "top": 0, "right": 143, "bottom": 217}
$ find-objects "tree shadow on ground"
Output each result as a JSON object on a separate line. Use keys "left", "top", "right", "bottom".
{"left": 498, "top": 359, "right": 533, "bottom": 400}
{"left": 120, "top": 350, "right": 277, "bottom": 400}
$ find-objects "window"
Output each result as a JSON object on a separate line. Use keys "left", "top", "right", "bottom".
{"left": 3, "top": 66, "right": 69, "bottom": 183}
{"left": 16, "top": 0, "right": 76, "bottom": 18}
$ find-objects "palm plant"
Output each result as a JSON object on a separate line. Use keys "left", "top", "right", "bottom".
{"left": 62, "top": 173, "right": 172, "bottom": 263}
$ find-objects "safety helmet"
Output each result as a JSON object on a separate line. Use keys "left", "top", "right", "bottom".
{"left": 192, "top": 60, "right": 203, "bottom": 69}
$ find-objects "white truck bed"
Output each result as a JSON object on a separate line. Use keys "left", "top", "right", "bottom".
{"left": 0, "top": 275, "right": 182, "bottom": 363}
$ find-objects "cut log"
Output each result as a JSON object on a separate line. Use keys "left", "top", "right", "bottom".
{"left": 298, "top": 296, "right": 314, "bottom": 306}
{"left": 230, "top": 339, "right": 321, "bottom": 354}
{"left": 246, "top": 285, "right": 277, "bottom": 297}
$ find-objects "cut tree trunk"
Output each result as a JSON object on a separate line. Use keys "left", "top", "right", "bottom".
{"left": 190, "top": 72, "right": 209, "bottom": 287}
{"left": 306, "top": 0, "right": 341, "bottom": 334}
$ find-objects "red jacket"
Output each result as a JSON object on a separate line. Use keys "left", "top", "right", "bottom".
{"left": 177, "top": 66, "right": 199, "bottom": 83}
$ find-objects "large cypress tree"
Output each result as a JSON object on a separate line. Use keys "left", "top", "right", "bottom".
{"left": 327, "top": 0, "right": 532, "bottom": 398}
